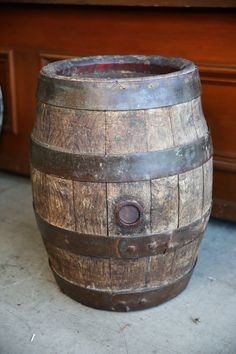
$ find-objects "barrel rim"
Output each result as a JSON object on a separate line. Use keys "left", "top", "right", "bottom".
{"left": 38, "top": 55, "right": 200, "bottom": 110}
{"left": 40, "top": 55, "right": 197, "bottom": 83}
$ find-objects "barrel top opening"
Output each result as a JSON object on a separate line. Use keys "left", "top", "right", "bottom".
{"left": 38, "top": 55, "right": 200, "bottom": 110}
{"left": 41, "top": 55, "right": 196, "bottom": 82}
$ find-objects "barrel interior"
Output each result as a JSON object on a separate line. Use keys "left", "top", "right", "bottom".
{"left": 55, "top": 61, "right": 181, "bottom": 79}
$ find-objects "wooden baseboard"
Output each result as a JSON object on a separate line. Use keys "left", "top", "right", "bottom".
{"left": 212, "top": 198, "right": 236, "bottom": 222}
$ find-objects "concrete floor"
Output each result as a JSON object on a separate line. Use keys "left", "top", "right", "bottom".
{"left": 0, "top": 172, "right": 236, "bottom": 354}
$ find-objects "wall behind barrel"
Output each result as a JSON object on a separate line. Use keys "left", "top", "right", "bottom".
{"left": 0, "top": 5, "right": 235, "bottom": 221}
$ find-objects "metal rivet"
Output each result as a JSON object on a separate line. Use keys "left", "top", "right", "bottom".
{"left": 116, "top": 300, "right": 130, "bottom": 312}
{"left": 139, "top": 298, "right": 148, "bottom": 305}
{"left": 147, "top": 241, "right": 157, "bottom": 250}
{"left": 126, "top": 245, "right": 137, "bottom": 253}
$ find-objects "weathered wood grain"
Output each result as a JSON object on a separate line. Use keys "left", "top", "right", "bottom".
{"left": 105, "top": 110, "right": 147, "bottom": 155}
{"left": 151, "top": 175, "right": 178, "bottom": 232}
{"left": 47, "top": 240, "right": 201, "bottom": 292}
{"left": 170, "top": 101, "right": 198, "bottom": 145}
{"left": 74, "top": 110, "right": 105, "bottom": 155}
{"left": 47, "top": 106, "right": 75, "bottom": 151}
{"left": 147, "top": 252, "right": 174, "bottom": 286}
{"left": 47, "top": 243, "right": 148, "bottom": 291}
{"left": 46, "top": 174, "right": 75, "bottom": 230}
{"left": 107, "top": 181, "right": 151, "bottom": 235}
{"left": 146, "top": 107, "right": 174, "bottom": 151}
{"left": 203, "top": 158, "right": 213, "bottom": 213}
{"left": 106, "top": 106, "right": 181, "bottom": 155}
{"left": 33, "top": 104, "right": 106, "bottom": 154}
{"left": 31, "top": 97, "right": 211, "bottom": 308}
{"left": 46, "top": 243, "right": 111, "bottom": 290}
{"left": 48, "top": 241, "right": 200, "bottom": 292}
{"left": 178, "top": 166, "right": 203, "bottom": 227}
{"left": 73, "top": 181, "right": 107, "bottom": 235}
{"left": 110, "top": 257, "right": 148, "bottom": 290}
{"left": 192, "top": 97, "right": 208, "bottom": 138}
{"left": 172, "top": 239, "right": 200, "bottom": 278}
{"left": 31, "top": 168, "right": 75, "bottom": 229}
{"left": 31, "top": 167, "right": 50, "bottom": 221}
{"left": 32, "top": 103, "right": 50, "bottom": 144}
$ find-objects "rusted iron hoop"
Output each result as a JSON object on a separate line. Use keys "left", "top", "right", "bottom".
{"left": 37, "top": 55, "right": 201, "bottom": 111}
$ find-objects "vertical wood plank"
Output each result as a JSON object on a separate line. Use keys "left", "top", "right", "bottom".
{"left": 106, "top": 110, "right": 147, "bottom": 155}
{"left": 151, "top": 175, "right": 178, "bottom": 232}
{"left": 73, "top": 181, "right": 107, "bottom": 235}
{"left": 146, "top": 107, "right": 174, "bottom": 151}
{"left": 46, "top": 244, "right": 111, "bottom": 290}
{"left": 107, "top": 181, "right": 151, "bottom": 236}
{"left": 179, "top": 166, "right": 203, "bottom": 227}
{"left": 172, "top": 239, "right": 200, "bottom": 278}
{"left": 31, "top": 167, "right": 50, "bottom": 221}
{"left": 191, "top": 97, "right": 208, "bottom": 138}
{"left": 170, "top": 101, "right": 198, "bottom": 145}
{"left": 110, "top": 258, "right": 147, "bottom": 290}
{"left": 74, "top": 110, "right": 105, "bottom": 155}
{"left": 33, "top": 106, "right": 106, "bottom": 154}
{"left": 147, "top": 253, "right": 175, "bottom": 287}
{"left": 203, "top": 158, "right": 213, "bottom": 213}
{"left": 47, "top": 106, "right": 75, "bottom": 151}
{"left": 46, "top": 174, "right": 75, "bottom": 230}
{"left": 32, "top": 103, "right": 50, "bottom": 144}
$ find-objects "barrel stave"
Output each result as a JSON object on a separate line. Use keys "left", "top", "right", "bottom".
{"left": 45, "top": 239, "right": 200, "bottom": 292}
{"left": 203, "top": 158, "right": 213, "bottom": 213}
{"left": 73, "top": 181, "right": 107, "bottom": 235}
{"left": 151, "top": 175, "right": 178, "bottom": 233}
{"left": 32, "top": 160, "right": 212, "bottom": 234}
{"left": 178, "top": 166, "right": 203, "bottom": 227}
{"left": 32, "top": 98, "right": 208, "bottom": 156}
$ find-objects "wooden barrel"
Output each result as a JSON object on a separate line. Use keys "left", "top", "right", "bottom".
{"left": 31, "top": 55, "right": 213, "bottom": 311}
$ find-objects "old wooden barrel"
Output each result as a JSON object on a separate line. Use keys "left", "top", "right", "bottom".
{"left": 31, "top": 55, "right": 213, "bottom": 311}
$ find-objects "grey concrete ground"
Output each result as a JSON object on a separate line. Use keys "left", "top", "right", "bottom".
{"left": 0, "top": 171, "right": 236, "bottom": 354}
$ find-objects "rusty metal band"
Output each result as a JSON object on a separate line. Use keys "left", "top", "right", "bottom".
{"left": 37, "top": 56, "right": 201, "bottom": 111}
{"left": 35, "top": 208, "right": 210, "bottom": 259}
{"left": 30, "top": 134, "right": 212, "bottom": 183}
{"left": 50, "top": 260, "right": 196, "bottom": 311}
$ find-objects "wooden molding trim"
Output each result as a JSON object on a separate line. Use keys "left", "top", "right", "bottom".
{"left": 214, "top": 156, "right": 236, "bottom": 173}
{"left": 0, "top": 49, "right": 17, "bottom": 134}
{"left": 198, "top": 63, "right": 236, "bottom": 174}
{"left": 1, "top": 0, "right": 236, "bottom": 7}
{"left": 198, "top": 63, "right": 236, "bottom": 84}
{"left": 39, "top": 53, "right": 73, "bottom": 68}
{"left": 212, "top": 198, "right": 236, "bottom": 222}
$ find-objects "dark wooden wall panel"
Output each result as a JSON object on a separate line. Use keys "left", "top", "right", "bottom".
{"left": 0, "top": 5, "right": 235, "bottom": 220}
{"left": 0, "top": 49, "right": 17, "bottom": 134}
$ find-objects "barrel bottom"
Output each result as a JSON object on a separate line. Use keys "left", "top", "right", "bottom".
{"left": 50, "top": 259, "right": 197, "bottom": 311}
